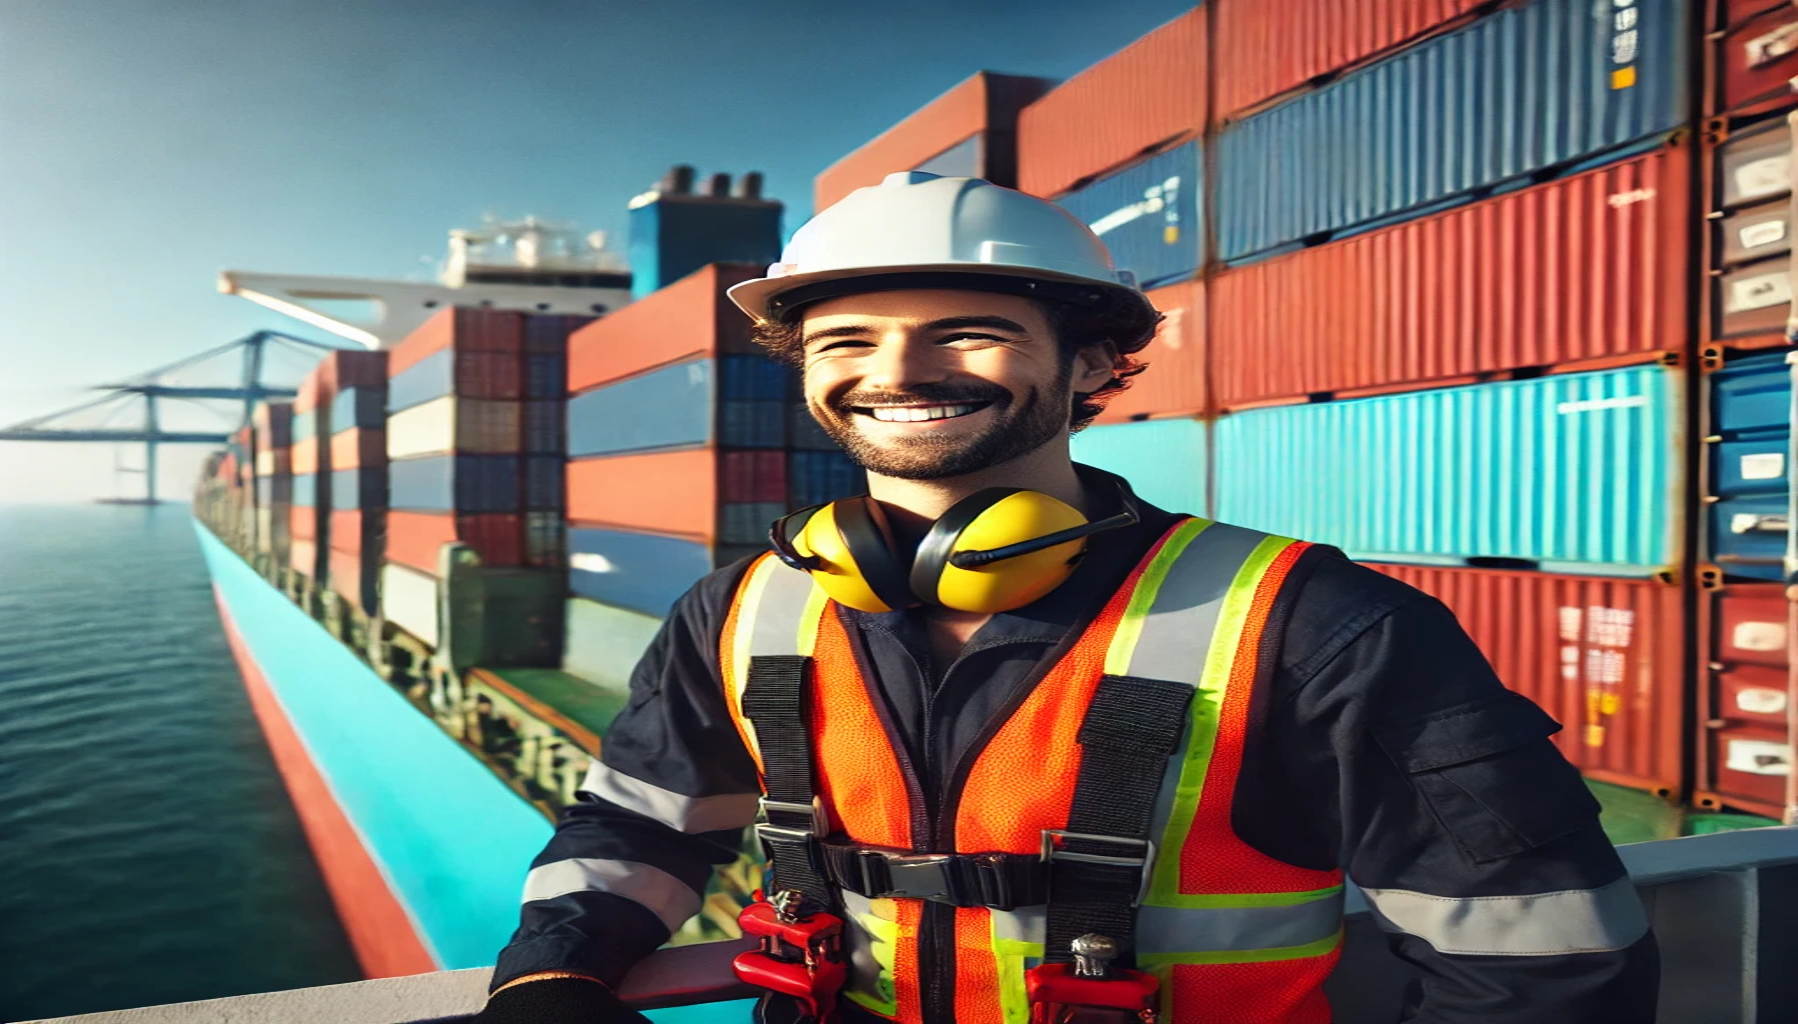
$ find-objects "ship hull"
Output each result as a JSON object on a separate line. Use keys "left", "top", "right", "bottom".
{"left": 196, "top": 522, "right": 552, "bottom": 977}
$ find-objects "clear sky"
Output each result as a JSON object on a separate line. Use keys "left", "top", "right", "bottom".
{"left": 0, "top": 0, "right": 1194, "bottom": 503}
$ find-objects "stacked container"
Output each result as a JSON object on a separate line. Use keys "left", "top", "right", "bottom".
{"left": 382, "top": 308, "right": 584, "bottom": 666}
{"left": 251, "top": 402, "right": 294, "bottom": 573}
{"left": 563, "top": 263, "right": 864, "bottom": 688}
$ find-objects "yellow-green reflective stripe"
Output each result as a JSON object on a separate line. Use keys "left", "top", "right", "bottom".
{"left": 1135, "top": 927, "right": 1344, "bottom": 967}
{"left": 1102, "top": 518, "right": 1212, "bottom": 677}
{"left": 1155, "top": 885, "right": 1344, "bottom": 909}
{"left": 1146, "top": 535, "right": 1298, "bottom": 904}
{"left": 728, "top": 557, "right": 778, "bottom": 761}
{"left": 797, "top": 581, "right": 826, "bottom": 657}
{"left": 992, "top": 937, "right": 1045, "bottom": 1024}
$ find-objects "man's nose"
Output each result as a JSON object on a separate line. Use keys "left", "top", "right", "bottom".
{"left": 861, "top": 332, "right": 947, "bottom": 392}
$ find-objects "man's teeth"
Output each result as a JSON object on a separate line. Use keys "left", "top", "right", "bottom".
{"left": 868, "top": 403, "right": 981, "bottom": 422}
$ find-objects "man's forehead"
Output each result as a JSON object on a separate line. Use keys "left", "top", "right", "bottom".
{"left": 801, "top": 287, "right": 1047, "bottom": 326}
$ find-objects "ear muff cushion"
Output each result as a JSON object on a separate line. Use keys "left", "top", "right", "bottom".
{"left": 827, "top": 497, "right": 916, "bottom": 612}
{"left": 793, "top": 501, "right": 898, "bottom": 613}
{"left": 909, "top": 488, "right": 1022, "bottom": 605}
{"left": 924, "top": 490, "right": 1091, "bottom": 613}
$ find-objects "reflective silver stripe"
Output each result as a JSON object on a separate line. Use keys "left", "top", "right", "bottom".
{"left": 521, "top": 857, "right": 702, "bottom": 933}
{"left": 992, "top": 905, "right": 1045, "bottom": 945}
{"left": 1135, "top": 891, "right": 1343, "bottom": 954}
{"left": 1360, "top": 877, "right": 1649, "bottom": 956}
{"left": 750, "top": 560, "right": 817, "bottom": 658}
{"left": 578, "top": 761, "right": 759, "bottom": 833}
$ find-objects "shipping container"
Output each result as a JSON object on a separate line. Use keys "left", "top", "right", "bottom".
{"left": 328, "top": 547, "right": 377, "bottom": 613}
{"left": 1711, "top": 0, "right": 1798, "bottom": 116}
{"left": 291, "top": 504, "right": 317, "bottom": 542}
{"left": 332, "top": 387, "right": 387, "bottom": 432}
{"left": 1070, "top": 418, "right": 1209, "bottom": 516}
{"left": 1213, "top": 0, "right": 1484, "bottom": 119}
{"left": 328, "top": 508, "right": 383, "bottom": 557}
{"left": 291, "top": 435, "right": 320, "bottom": 477}
{"left": 1215, "top": 0, "right": 1691, "bottom": 262}
{"left": 254, "top": 448, "right": 292, "bottom": 479}
{"left": 568, "top": 359, "right": 713, "bottom": 457}
{"left": 1214, "top": 365, "right": 1686, "bottom": 574}
{"left": 1054, "top": 141, "right": 1201, "bottom": 289}
{"left": 523, "top": 400, "right": 565, "bottom": 455}
{"left": 568, "top": 526, "right": 715, "bottom": 618}
{"left": 525, "top": 353, "right": 566, "bottom": 400}
{"left": 381, "top": 562, "right": 440, "bottom": 648}
{"left": 719, "top": 354, "right": 793, "bottom": 401}
{"left": 329, "top": 467, "right": 387, "bottom": 512}
{"left": 525, "top": 511, "right": 566, "bottom": 569}
{"left": 817, "top": 72, "right": 1052, "bottom": 210}
{"left": 292, "top": 409, "right": 318, "bottom": 444}
{"left": 1706, "top": 351, "right": 1791, "bottom": 579}
{"left": 1697, "top": 583, "right": 1794, "bottom": 819}
{"left": 789, "top": 403, "right": 840, "bottom": 451}
{"left": 1017, "top": 9, "right": 1205, "bottom": 201}
{"left": 568, "top": 449, "right": 717, "bottom": 539}
{"left": 386, "top": 510, "right": 523, "bottom": 574}
{"left": 628, "top": 180, "right": 782, "bottom": 300}
{"left": 568, "top": 265, "right": 761, "bottom": 394}
{"left": 387, "top": 397, "right": 523, "bottom": 459}
{"left": 389, "top": 347, "right": 523, "bottom": 413}
{"left": 720, "top": 503, "right": 785, "bottom": 546}
{"left": 1093, "top": 280, "right": 1207, "bottom": 422}
{"left": 1369, "top": 563, "right": 1687, "bottom": 797}
{"left": 387, "top": 307, "right": 524, "bottom": 378}
{"left": 312, "top": 347, "right": 389, "bottom": 393}
{"left": 720, "top": 400, "right": 786, "bottom": 448}
{"left": 1709, "top": 117, "right": 1797, "bottom": 345}
{"left": 289, "top": 538, "right": 318, "bottom": 580}
{"left": 524, "top": 455, "right": 563, "bottom": 511}
{"left": 388, "top": 454, "right": 522, "bottom": 514}
{"left": 720, "top": 450, "right": 788, "bottom": 504}
{"left": 331, "top": 427, "right": 386, "bottom": 471}
{"left": 1212, "top": 143, "right": 1692, "bottom": 408}
{"left": 252, "top": 401, "right": 294, "bottom": 452}
{"left": 787, "top": 450, "right": 866, "bottom": 509}
{"left": 526, "top": 314, "right": 593, "bottom": 354}
{"left": 563, "top": 596, "right": 664, "bottom": 692}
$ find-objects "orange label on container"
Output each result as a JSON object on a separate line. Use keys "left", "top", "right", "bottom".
{"left": 1585, "top": 724, "right": 1607, "bottom": 748}
{"left": 1611, "top": 67, "right": 1637, "bottom": 90}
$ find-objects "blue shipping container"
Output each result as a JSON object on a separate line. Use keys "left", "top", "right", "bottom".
{"left": 1711, "top": 495, "right": 1786, "bottom": 579}
{"left": 332, "top": 387, "right": 387, "bottom": 432}
{"left": 525, "top": 455, "right": 564, "bottom": 511}
{"left": 568, "top": 359, "right": 714, "bottom": 457}
{"left": 1708, "top": 351, "right": 1791, "bottom": 580}
{"left": 388, "top": 349, "right": 456, "bottom": 415}
{"left": 788, "top": 451, "right": 865, "bottom": 508}
{"left": 328, "top": 467, "right": 387, "bottom": 510}
{"left": 789, "top": 403, "right": 839, "bottom": 451}
{"left": 524, "top": 400, "right": 565, "bottom": 455}
{"left": 568, "top": 526, "right": 715, "bottom": 617}
{"left": 719, "top": 354, "right": 792, "bottom": 401}
{"left": 722, "top": 401, "right": 786, "bottom": 448}
{"left": 1056, "top": 141, "right": 1201, "bottom": 289}
{"left": 292, "top": 410, "right": 316, "bottom": 444}
{"left": 389, "top": 455, "right": 521, "bottom": 514}
{"left": 1071, "top": 418, "right": 1209, "bottom": 516}
{"left": 293, "top": 472, "right": 318, "bottom": 509}
{"left": 525, "top": 354, "right": 566, "bottom": 401}
{"left": 628, "top": 195, "right": 782, "bottom": 301}
{"left": 1213, "top": 366, "right": 1682, "bottom": 574}
{"left": 1215, "top": 0, "right": 1690, "bottom": 261}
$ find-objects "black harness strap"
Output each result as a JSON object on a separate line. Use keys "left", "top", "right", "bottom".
{"left": 1043, "top": 673, "right": 1194, "bottom": 968}
{"left": 741, "top": 654, "right": 838, "bottom": 915}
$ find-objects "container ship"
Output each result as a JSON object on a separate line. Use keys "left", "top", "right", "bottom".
{"left": 187, "top": 0, "right": 1796, "bottom": 995}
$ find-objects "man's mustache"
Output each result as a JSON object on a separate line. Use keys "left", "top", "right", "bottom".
{"left": 831, "top": 382, "right": 1011, "bottom": 413}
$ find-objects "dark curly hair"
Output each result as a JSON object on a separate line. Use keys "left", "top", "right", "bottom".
{"left": 748, "top": 291, "right": 1163, "bottom": 432}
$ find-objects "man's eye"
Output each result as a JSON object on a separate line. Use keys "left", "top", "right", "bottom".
{"left": 939, "top": 333, "right": 1002, "bottom": 344}
{"left": 814, "top": 338, "right": 872, "bottom": 353}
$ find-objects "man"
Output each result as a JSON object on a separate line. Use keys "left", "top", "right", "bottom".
{"left": 475, "top": 173, "right": 1657, "bottom": 1023}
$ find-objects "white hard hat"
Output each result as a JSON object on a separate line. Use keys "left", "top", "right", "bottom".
{"left": 726, "top": 171, "right": 1153, "bottom": 325}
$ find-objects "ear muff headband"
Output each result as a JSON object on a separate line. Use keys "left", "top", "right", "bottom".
{"left": 917, "top": 489, "right": 1093, "bottom": 612}
{"left": 830, "top": 497, "right": 916, "bottom": 612}
{"left": 909, "top": 488, "right": 1025, "bottom": 605}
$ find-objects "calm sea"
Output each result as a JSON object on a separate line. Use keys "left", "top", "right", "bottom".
{"left": 0, "top": 504, "right": 358, "bottom": 1021}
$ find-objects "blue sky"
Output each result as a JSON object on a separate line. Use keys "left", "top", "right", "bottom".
{"left": 0, "top": 0, "right": 1194, "bottom": 502}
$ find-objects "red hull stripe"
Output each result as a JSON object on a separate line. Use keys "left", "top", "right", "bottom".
{"left": 214, "top": 588, "right": 440, "bottom": 978}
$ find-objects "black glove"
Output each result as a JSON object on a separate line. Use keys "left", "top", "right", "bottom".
{"left": 473, "top": 977, "right": 654, "bottom": 1024}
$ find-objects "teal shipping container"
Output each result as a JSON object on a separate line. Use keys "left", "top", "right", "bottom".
{"left": 1213, "top": 366, "right": 1684, "bottom": 575}
{"left": 1071, "top": 418, "right": 1209, "bottom": 516}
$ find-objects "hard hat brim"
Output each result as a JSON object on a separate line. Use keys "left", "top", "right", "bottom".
{"left": 726, "top": 262, "right": 1150, "bottom": 325}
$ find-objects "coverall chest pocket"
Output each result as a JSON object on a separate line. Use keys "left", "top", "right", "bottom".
{"left": 1372, "top": 692, "right": 1601, "bottom": 864}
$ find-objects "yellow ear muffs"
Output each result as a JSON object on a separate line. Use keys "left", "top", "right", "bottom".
{"left": 782, "top": 497, "right": 916, "bottom": 613}
{"left": 910, "top": 489, "right": 1091, "bottom": 613}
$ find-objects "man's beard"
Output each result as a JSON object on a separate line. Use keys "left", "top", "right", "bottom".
{"left": 811, "top": 366, "right": 1074, "bottom": 481}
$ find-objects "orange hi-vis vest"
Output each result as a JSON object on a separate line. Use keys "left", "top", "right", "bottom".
{"left": 720, "top": 517, "right": 1346, "bottom": 1024}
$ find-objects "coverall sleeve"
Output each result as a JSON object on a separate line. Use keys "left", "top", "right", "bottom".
{"left": 1258, "top": 574, "right": 1660, "bottom": 1023}
{"left": 489, "top": 565, "right": 762, "bottom": 991}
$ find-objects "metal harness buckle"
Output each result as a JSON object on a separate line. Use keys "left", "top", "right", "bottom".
{"left": 756, "top": 796, "right": 828, "bottom": 842}
{"left": 1040, "top": 829, "right": 1156, "bottom": 907}
{"left": 853, "top": 849, "right": 954, "bottom": 901}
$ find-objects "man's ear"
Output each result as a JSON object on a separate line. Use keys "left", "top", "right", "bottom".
{"left": 1072, "top": 341, "right": 1118, "bottom": 394}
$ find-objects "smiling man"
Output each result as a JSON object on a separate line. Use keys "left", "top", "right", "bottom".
{"left": 473, "top": 173, "right": 1657, "bottom": 1024}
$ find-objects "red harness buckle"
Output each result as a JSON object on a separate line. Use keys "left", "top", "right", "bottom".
{"left": 732, "top": 890, "right": 849, "bottom": 1022}
{"left": 1025, "top": 934, "right": 1161, "bottom": 1024}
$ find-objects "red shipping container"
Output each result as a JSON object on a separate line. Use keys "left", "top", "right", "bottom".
{"left": 455, "top": 351, "right": 524, "bottom": 400}
{"left": 1369, "top": 563, "right": 1686, "bottom": 797}
{"left": 388, "top": 308, "right": 525, "bottom": 378}
{"left": 1017, "top": 9, "right": 1205, "bottom": 200}
{"left": 253, "top": 402, "right": 294, "bottom": 450}
{"left": 1211, "top": 143, "right": 1691, "bottom": 409}
{"left": 291, "top": 504, "right": 317, "bottom": 542}
{"left": 567, "top": 449, "right": 717, "bottom": 541}
{"left": 330, "top": 509, "right": 363, "bottom": 555}
{"left": 1094, "top": 280, "right": 1207, "bottom": 423}
{"left": 331, "top": 428, "right": 386, "bottom": 471}
{"left": 318, "top": 348, "right": 388, "bottom": 393}
{"left": 296, "top": 371, "right": 323, "bottom": 415}
{"left": 721, "top": 450, "right": 788, "bottom": 503}
{"left": 1713, "top": 2, "right": 1798, "bottom": 116}
{"left": 385, "top": 510, "right": 522, "bottom": 574}
{"left": 292, "top": 436, "right": 320, "bottom": 476}
{"left": 1214, "top": 0, "right": 1483, "bottom": 120}
{"left": 814, "top": 72, "right": 1051, "bottom": 211}
{"left": 569, "top": 265, "right": 762, "bottom": 393}
{"left": 1698, "top": 585, "right": 1794, "bottom": 819}
{"left": 328, "top": 547, "right": 372, "bottom": 612}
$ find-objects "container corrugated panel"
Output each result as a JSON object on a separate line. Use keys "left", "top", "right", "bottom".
{"left": 567, "top": 359, "right": 714, "bottom": 457}
{"left": 1213, "top": 0, "right": 1485, "bottom": 119}
{"left": 386, "top": 397, "right": 522, "bottom": 459}
{"left": 721, "top": 401, "right": 786, "bottom": 447}
{"left": 568, "top": 265, "right": 761, "bottom": 394}
{"left": 815, "top": 72, "right": 1051, "bottom": 210}
{"left": 387, "top": 510, "right": 523, "bottom": 574}
{"left": 789, "top": 404, "right": 840, "bottom": 451}
{"left": 1714, "top": 2, "right": 1798, "bottom": 116}
{"left": 381, "top": 562, "right": 439, "bottom": 647}
{"left": 1093, "top": 280, "right": 1207, "bottom": 422}
{"left": 524, "top": 455, "right": 563, "bottom": 511}
{"left": 1215, "top": 0, "right": 1691, "bottom": 262}
{"left": 720, "top": 502, "right": 786, "bottom": 545}
{"left": 525, "top": 353, "right": 566, "bottom": 400}
{"left": 328, "top": 508, "right": 382, "bottom": 556}
{"left": 254, "top": 474, "right": 293, "bottom": 507}
{"left": 388, "top": 455, "right": 521, "bottom": 514}
{"left": 524, "top": 400, "right": 565, "bottom": 455}
{"left": 525, "top": 314, "right": 593, "bottom": 354}
{"left": 454, "top": 351, "right": 524, "bottom": 401}
{"left": 293, "top": 472, "right": 318, "bottom": 509}
{"left": 563, "top": 596, "right": 663, "bottom": 692}
{"left": 331, "top": 388, "right": 387, "bottom": 432}
{"left": 1071, "top": 418, "right": 1208, "bottom": 515}
{"left": 290, "top": 504, "right": 317, "bottom": 542}
{"left": 387, "top": 308, "right": 525, "bottom": 378}
{"left": 1212, "top": 144, "right": 1692, "bottom": 408}
{"left": 1369, "top": 563, "right": 1686, "bottom": 795}
{"left": 721, "top": 450, "right": 787, "bottom": 503}
{"left": 525, "top": 511, "right": 566, "bottom": 569}
{"left": 568, "top": 449, "right": 716, "bottom": 540}
{"left": 388, "top": 348, "right": 455, "bottom": 414}
{"left": 329, "top": 467, "right": 387, "bottom": 511}
{"left": 568, "top": 526, "right": 714, "bottom": 618}
{"left": 328, "top": 548, "right": 376, "bottom": 612}
{"left": 1017, "top": 9, "right": 1205, "bottom": 200}
{"left": 1708, "top": 352, "right": 1790, "bottom": 579}
{"left": 788, "top": 451, "right": 865, "bottom": 508}
{"left": 719, "top": 354, "right": 793, "bottom": 401}
{"left": 1701, "top": 585, "right": 1793, "bottom": 816}
{"left": 253, "top": 402, "right": 293, "bottom": 451}
{"left": 1214, "top": 366, "right": 1684, "bottom": 573}
{"left": 1055, "top": 142, "right": 1200, "bottom": 289}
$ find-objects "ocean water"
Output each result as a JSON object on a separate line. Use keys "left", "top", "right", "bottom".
{"left": 0, "top": 504, "right": 358, "bottom": 1021}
